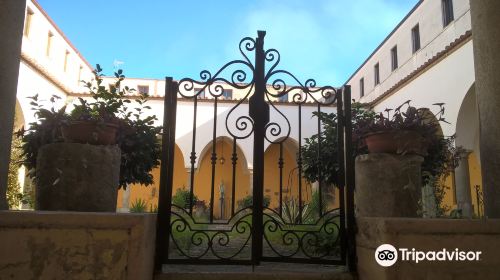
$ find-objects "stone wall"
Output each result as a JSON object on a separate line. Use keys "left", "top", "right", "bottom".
{"left": 355, "top": 154, "right": 423, "bottom": 217}
{"left": 0, "top": 211, "right": 156, "bottom": 280}
{"left": 0, "top": 0, "right": 27, "bottom": 210}
{"left": 356, "top": 217, "right": 500, "bottom": 280}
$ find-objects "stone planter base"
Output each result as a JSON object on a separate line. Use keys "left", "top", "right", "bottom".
{"left": 36, "top": 143, "right": 121, "bottom": 212}
{"left": 356, "top": 217, "right": 500, "bottom": 280}
{"left": 355, "top": 153, "right": 424, "bottom": 217}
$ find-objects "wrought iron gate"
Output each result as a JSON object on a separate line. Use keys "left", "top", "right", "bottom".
{"left": 155, "top": 31, "right": 355, "bottom": 269}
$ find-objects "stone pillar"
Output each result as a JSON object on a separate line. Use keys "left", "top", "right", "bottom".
{"left": 0, "top": 0, "right": 27, "bottom": 210}
{"left": 248, "top": 168, "right": 253, "bottom": 193}
{"left": 355, "top": 153, "right": 424, "bottom": 217}
{"left": 186, "top": 167, "right": 192, "bottom": 191}
{"left": 422, "top": 184, "right": 437, "bottom": 218}
{"left": 120, "top": 184, "right": 131, "bottom": 212}
{"left": 471, "top": 0, "right": 500, "bottom": 218}
{"left": 455, "top": 152, "right": 473, "bottom": 218}
{"left": 311, "top": 181, "right": 319, "bottom": 192}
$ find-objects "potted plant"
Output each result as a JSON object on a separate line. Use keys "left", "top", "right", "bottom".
{"left": 17, "top": 65, "right": 161, "bottom": 211}
{"left": 62, "top": 64, "right": 132, "bottom": 145}
{"left": 355, "top": 101, "right": 446, "bottom": 156}
{"left": 302, "top": 101, "right": 462, "bottom": 216}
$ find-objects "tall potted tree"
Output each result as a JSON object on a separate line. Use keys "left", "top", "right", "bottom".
{"left": 17, "top": 65, "right": 161, "bottom": 211}
{"left": 301, "top": 101, "right": 460, "bottom": 215}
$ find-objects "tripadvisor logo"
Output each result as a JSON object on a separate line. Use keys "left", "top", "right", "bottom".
{"left": 375, "top": 244, "right": 482, "bottom": 267}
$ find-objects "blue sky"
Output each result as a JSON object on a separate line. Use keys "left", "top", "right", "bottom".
{"left": 38, "top": 0, "right": 417, "bottom": 86}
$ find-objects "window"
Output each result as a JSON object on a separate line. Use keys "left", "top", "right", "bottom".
{"left": 194, "top": 88, "right": 205, "bottom": 99}
{"left": 411, "top": 24, "right": 421, "bottom": 53}
{"left": 222, "top": 89, "right": 233, "bottom": 100}
{"left": 374, "top": 63, "right": 380, "bottom": 86}
{"left": 46, "top": 32, "right": 53, "bottom": 57}
{"left": 77, "top": 66, "right": 83, "bottom": 84}
{"left": 442, "top": 0, "right": 454, "bottom": 27}
{"left": 24, "top": 8, "right": 34, "bottom": 37}
{"left": 359, "top": 78, "right": 365, "bottom": 98}
{"left": 278, "top": 93, "right": 289, "bottom": 102}
{"left": 138, "top": 85, "right": 149, "bottom": 95}
{"left": 391, "top": 46, "right": 398, "bottom": 71}
{"left": 63, "top": 50, "right": 69, "bottom": 72}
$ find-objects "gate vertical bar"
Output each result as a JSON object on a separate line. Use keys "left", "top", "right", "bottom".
{"left": 189, "top": 97, "right": 198, "bottom": 215}
{"left": 155, "top": 77, "right": 178, "bottom": 270}
{"left": 336, "top": 88, "right": 347, "bottom": 264}
{"left": 231, "top": 138, "right": 238, "bottom": 216}
{"left": 279, "top": 143, "right": 283, "bottom": 216}
{"left": 343, "top": 85, "right": 357, "bottom": 271}
{"left": 249, "top": 30, "right": 269, "bottom": 264}
{"left": 317, "top": 103, "right": 323, "bottom": 216}
{"left": 297, "top": 103, "right": 303, "bottom": 223}
{"left": 209, "top": 97, "right": 219, "bottom": 222}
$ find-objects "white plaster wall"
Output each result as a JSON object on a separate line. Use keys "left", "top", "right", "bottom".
{"left": 68, "top": 95, "right": 335, "bottom": 170}
{"left": 172, "top": 101, "right": 335, "bottom": 169}
{"left": 16, "top": 62, "right": 68, "bottom": 127}
{"left": 373, "top": 40, "right": 475, "bottom": 138}
{"left": 21, "top": 0, "right": 94, "bottom": 94}
{"left": 347, "top": 0, "right": 471, "bottom": 103}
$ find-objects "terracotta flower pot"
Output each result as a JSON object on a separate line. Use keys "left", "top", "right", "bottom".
{"left": 62, "top": 121, "right": 118, "bottom": 145}
{"left": 363, "top": 130, "right": 428, "bottom": 156}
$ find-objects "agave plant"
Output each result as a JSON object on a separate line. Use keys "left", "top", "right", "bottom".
{"left": 281, "top": 198, "right": 313, "bottom": 224}
{"left": 130, "top": 198, "right": 148, "bottom": 213}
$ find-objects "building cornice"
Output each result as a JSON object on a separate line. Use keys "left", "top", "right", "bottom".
{"left": 21, "top": 51, "right": 73, "bottom": 95}
{"left": 343, "top": 0, "right": 424, "bottom": 85}
{"left": 368, "top": 30, "right": 473, "bottom": 108}
{"left": 30, "top": 0, "right": 94, "bottom": 70}
{"left": 66, "top": 92, "right": 328, "bottom": 107}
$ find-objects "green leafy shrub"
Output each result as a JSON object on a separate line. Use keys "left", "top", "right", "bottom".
{"left": 237, "top": 194, "right": 271, "bottom": 210}
{"left": 301, "top": 103, "right": 374, "bottom": 187}
{"left": 7, "top": 120, "right": 31, "bottom": 209}
{"left": 172, "top": 187, "right": 199, "bottom": 209}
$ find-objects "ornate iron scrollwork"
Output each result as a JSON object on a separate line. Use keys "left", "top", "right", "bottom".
{"left": 161, "top": 31, "right": 351, "bottom": 266}
{"left": 169, "top": 205, "right": 253, "bottom": 260}
{"left": 262, "top": 208, "right": 341, "bottom": 260}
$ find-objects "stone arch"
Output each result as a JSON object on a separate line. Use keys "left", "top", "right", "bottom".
{"left": 193, "top": 136, "right": 250, "bottom": 220}
{"left": 264, "top": 138, "right": 312, "bottom": 210}
{"left": 418, "top": 107, "right": 444, "bottom": 138}
{"left": 117, "top": 143, "right": 188, "bottom": 211}
{"left": 452, "top": 83, "right": 481, "bottom": 218}
{"left": 14, "top": 99, "right": 25, "bottom": 130}
{"left": 193, "top": 136, "right": 249, "bottom": 170}
{"left": 455, "top": 84, "right": 480, "bottom": 156}
{"left": 264, "top": 137, "right": 299, "bottom": 157}
{"left": 196, "top": 136, "right": 249, "bottom": 172}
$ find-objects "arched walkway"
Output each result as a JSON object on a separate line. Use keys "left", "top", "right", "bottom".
{"left": 14, "top": 99, "right": 25, "bottom": 130}
{"left": 453, "top": 84, "right": 482, "bottom": 218}
{"left": 117, "top": 144, "right": 188, "bottom": 211}
{"left": 193, "top": 136, "right": 250, "bottom": 220}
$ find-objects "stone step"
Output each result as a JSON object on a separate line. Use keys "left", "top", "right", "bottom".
{"left": 155, "top": 263, "right": 356, "bottom": 280}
